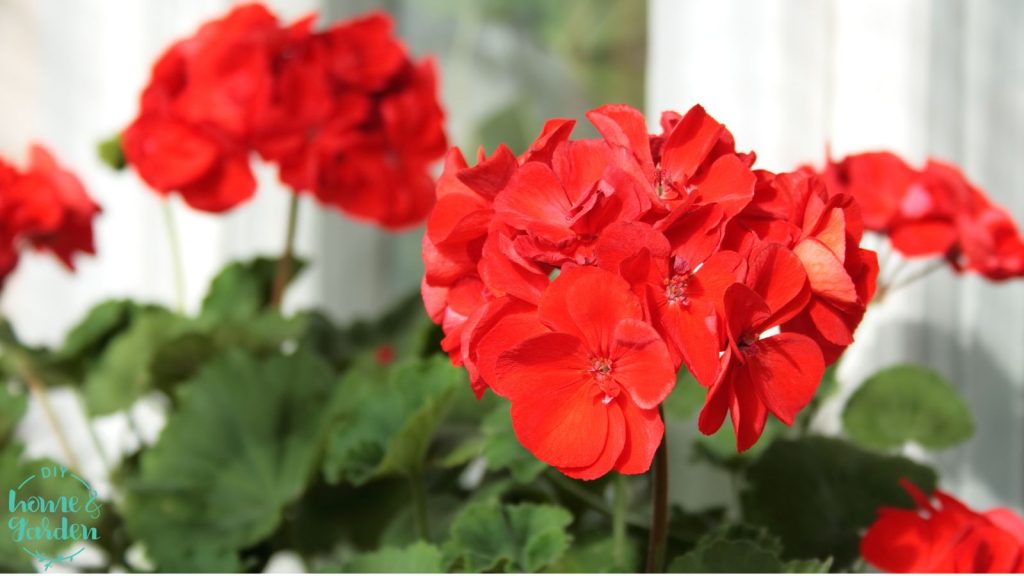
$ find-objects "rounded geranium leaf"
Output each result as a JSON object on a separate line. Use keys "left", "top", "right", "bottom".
{"left": 842, "top": 364, "right": 974, "bottom": 451}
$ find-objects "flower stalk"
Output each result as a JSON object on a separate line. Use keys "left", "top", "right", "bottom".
{"left": 645, "top": 413, "right": 669, "bottom": 573}
{"left": 270, "top": 192, "right": 301, "bottom": 311}
{"left": 161, "top": 200, "right": 187, "bottom": 313}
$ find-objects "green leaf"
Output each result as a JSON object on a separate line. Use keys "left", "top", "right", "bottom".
{"left": 323, "top": 356, "right": 464, "bottom": 484}
{"left": 668, "top": 525, "right": 831, "bottom": 573}
{"left": 200, "top": 257, "right": 307, "bottom": 324}
{"left": 343, "top": 541, "right": 443, "bottom": 573}
{"left": 843, "top": 364, "right": 974, "bottom": 451}
{"left": 299, "top": 291, "right": 438, "bottom": 370}
{"left": 120, "top": 351, "right": 334, "bottom": 571}
{"left": 740, "top": 436, "right": 937, "bottom": 570}
{"left": 553, "top": 536, "right": 640, "bottom": 573}
{"left": 97, "top": 133, "right": 126, "bottom": 171}
{"left": 82, "top": 307, "right": 190, "bottom": 415}
{"left": 445, "top": 502, "right": 573, "bottom": 572}
{"left": 784, "top": 557, "right": 834, "bottom": 573}
{"left": 670, "top": 538, "right": 784, "bottom": 573}
{"left": 0, "top": 384, "right": 27, "bottom": 446}
{"left": 60, "top": 299, "right": 137, "bottom": 361}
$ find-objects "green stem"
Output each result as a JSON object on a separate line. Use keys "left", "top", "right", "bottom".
{"left": 409, "top": 472, "right": 430, "bottom": 542}
{"left": 161, "top": 200, "right": 186, "bottom": 314}
{"left": 645, "top": 413, "right": 669, "bottom": 573}
{"left": 270, "top": 193, "right": 301, "bottom": 311}
{"left": 17, "top": 357, "right": 82, "bottom": 473}
{"left": 613, "top": 474, "right": 629, "bottom": 568}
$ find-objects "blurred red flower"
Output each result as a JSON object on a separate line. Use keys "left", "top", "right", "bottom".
{"left": 0, "top": 145, "right": 100, "bottom": 287}
{"left": 820, "top": 152, "right": 1024, "bottom": 280}
{"left": 862, "top": 480, "right": 1024, "bottom": 573}
{"left": 123, "top": 4, "right": 446, "bottom": 229}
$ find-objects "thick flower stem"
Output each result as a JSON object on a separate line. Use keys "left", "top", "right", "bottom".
{"left": 270, "top": 192, "right": 301, "bottom": 311}
{"left": 645, "top": 421, "right": 669, "bottom": 573}
{"left": 161, "top": 200, "right": 186, "bottom": 314}
{"left": 409, "top": 472, "right": 430, "bottom": 542}
{"left": 613, "top": 474, "right": 629, "bottom": 568}
{"left": 17, "top": 357, "right": 82, "bottom": 473}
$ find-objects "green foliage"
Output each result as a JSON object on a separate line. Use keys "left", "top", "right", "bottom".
{"left": 60, "top": 299, "right": 138, "bottom": 362}
{"left": 668, "top": 525, "right": 831, "bottom": 573}
{"left": 342, "top": 541, "right": 444, "bottom": 573}
{"left": 663, "top": 369, "right": 705, "bottom": 421}
{"left": 82, "top": 307, "right": 191, "bottom": 415}
{"left": 120, "top": 351, "right": 334, "bottom": 571}
{"left": 843, "top": 364, "right": 974, "bottom": 451}
{"left": 740, "top": 436, "right": 937, "bottom": 570}
{"left": 0, "top": 384, "right": 27, "bottom": 446}
{"left": 553, "top": 535, "right": 640, "bottom": 573}
{"left": 324, "top": 356, "right": 464, "bottom": 484}
{"left": 199, "top": 257, "right": 306, "bottom": 324}
{"left": 443, "top": 405, "right": 547, "bottom": 483}
{"left": 445, "top": 501, "right": 573, "bottom": 572}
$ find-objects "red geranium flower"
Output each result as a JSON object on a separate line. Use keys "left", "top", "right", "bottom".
{"left": 862, "top": 480, "right": 1024, "bottom": 573}
{"left": 123, "top": 4, "right": 447, "bottom": 229}
{"left": 819, "top": 151, "right": 1024, "bottom": 281}
{"left": 0, "top": 145, "right": 100, "bottom": 287}
{"left": 698, "top": 244, "right": 823, "bottom": 451}
{"left": 3, "top": 146, "right": 100, "bottom": 268}
{"left": 493, "top": 267, "right": 675, "bottom": 479}
{"left": 422, "top": 103, "right": 878, "bottom": 473}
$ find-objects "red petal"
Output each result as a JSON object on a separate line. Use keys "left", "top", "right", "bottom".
{"left": 890, "top": 218, "right": 958, "bottom": 257}
{"left": 552, "top": 139, "right": 614, "bottom": 205}
{"left": 494, "top": 162, "right": 575, "bottom": 243}
{"left": 661, "top": 105, "right": 724, "bottom": 183}
{"left": 609, "top": 318, "right": 675, "bottom": 409}
{"left": 730, "top": 365, "right": 769, "bottom": 452}
{"left": 698, "top": 352, "right": 734, "bottom": 436}
{"left": 498, "top": 333, "right": 609, "bottom": 469}
{"left": 475, "top": 310, "right": 548, "bottom": 398}
{"left": 655, "top": 297, "right": 720, "bottom": 386}
{"left": 123, "top": 116, "right": 219, "bottom": 192}
{"left": 559, "top": 400, "right": 626, "bottom": 480}
{"left": 479, "top": 231, "right": 549, "bottom": 304}
{"left": 587, "top": 104, "right": 655, "bottom": 171}
{"left": 613, "top": 398, "right": 664, "bottom": 475}
{"left": 456, "top": 144, "right": 518, "bottom": 200}
{"left": 793, "top": 238, "right": 858, "bottom": 304}
{"left": 692, "top": 154, "right": 756, "bottom": 217}
{"left": 861, "top": 508, "right": 936, "bottom": 573}
{"left": 746, "top": 243, "right": 810, "bottom": 328}
{"left": 523, "top": 119, "right": 576, "bottom": 165}
{"left": 745, "top": 333, "right": 824, "bottom": 425}
{"left": 177, "top": 152, "right": 256, "bottom": 212}
{"left": 723, "top": 283, "right": 771, "bottom": 347}
{"left": 539, "top": 266, "right": 643, "bottom": 353}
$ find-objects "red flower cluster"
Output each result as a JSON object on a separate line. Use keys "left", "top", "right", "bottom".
{"left": 123, "top": 3, "right": 446, "bottom": 229}
{"left": 0, "top": 145, "right": 100, "bottom": 287}
{"left": 422, "top": 104, "right": 878, "bottom": 478}
{"left": 862, "top": 481, "right": 1024, "bottom": 573}
{"left": 820, "top": 152, "right": 1024, "bottom": 280}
